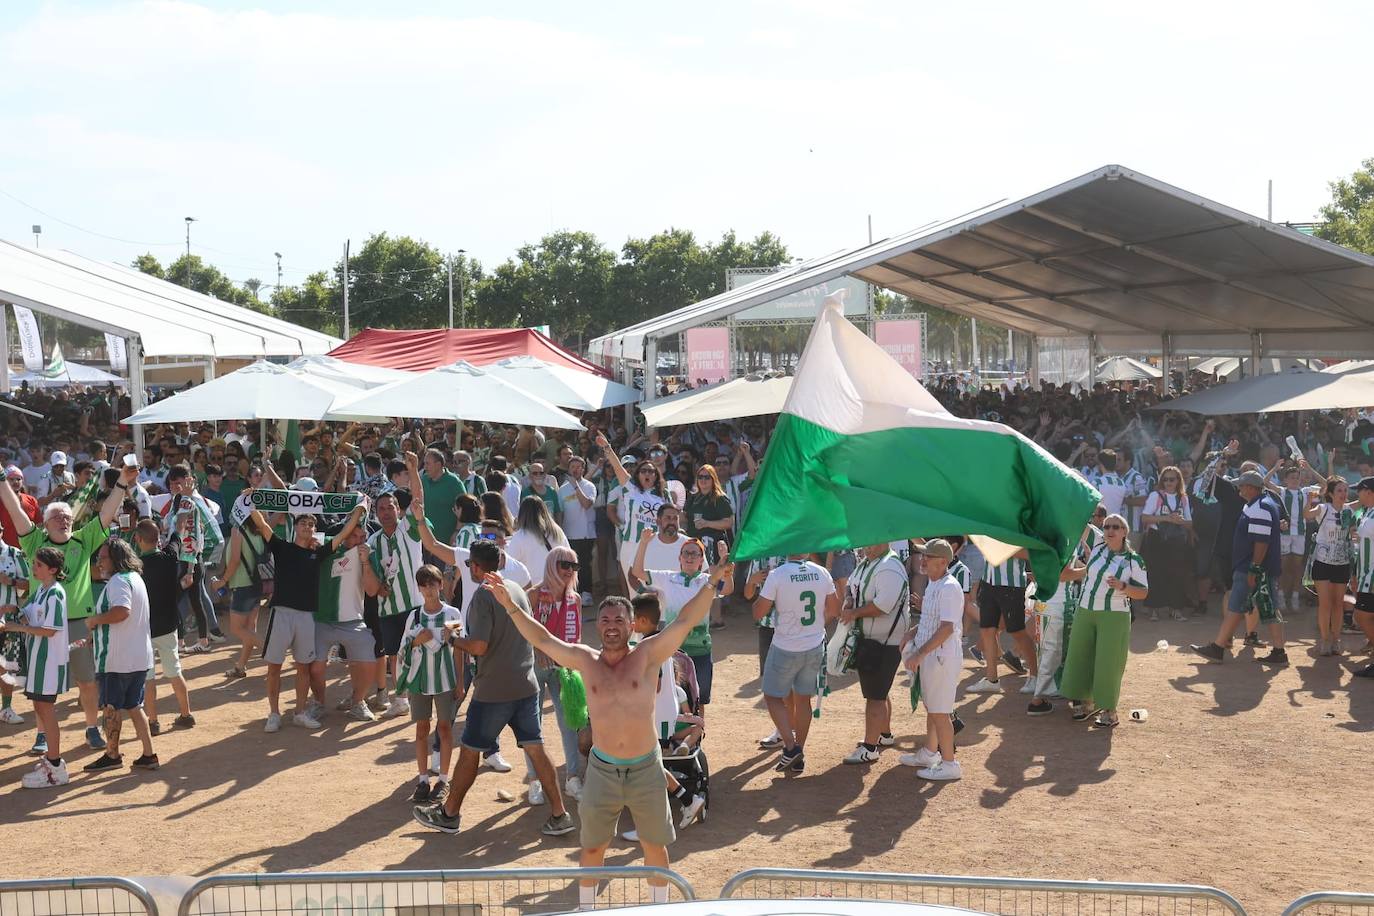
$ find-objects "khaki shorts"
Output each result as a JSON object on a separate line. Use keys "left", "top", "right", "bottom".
{"left": 580, "top": 747, "right": 673, "bottom": 849}
{"left": 146, "top": 631, "right": 183, "bottom": 682}
{"left": 67, "top": 617, "right": 95, "bottom": 683}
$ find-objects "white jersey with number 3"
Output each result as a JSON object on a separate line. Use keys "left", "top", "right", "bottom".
{"left": 760, "top": 559, "right": 834, "bottom": 652}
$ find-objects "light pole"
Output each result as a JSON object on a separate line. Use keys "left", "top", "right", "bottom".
{"left": 457, "top": 248, "right": 467, "bottom": 328}
{"left": 32, "top": 225, "right": 41, "bottom": 247}
{"left": 184, "top": 216, "right": 196, "bottom": 257}
{"left": 274, "top": 252, "right": 283, "bottom": 296}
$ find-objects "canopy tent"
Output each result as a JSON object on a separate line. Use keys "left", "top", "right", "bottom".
{"left": 1152, "top": 369, "right": 1374, "bottom": 415}
{"left": 640, "top": 375, "right": 793, "bottom": 428}
{"left": 330, "top": 327, "right": 607, "bottom": 376}
{"left": 1191, "top": 356, "right": 1320, "bottom": 378}
{"left": 593, "top": 164, "right": 1374, "bottom": 398}
{"left": 1095, "top": 356, "right": 1161, "bottom": 382}
{"left": 478, "top": 356, "right": 640, "bottom": 410}
{"left": 11, "top": 360, "right": 125, "bottom": 388}
{"left": 326, "top": 361, "right": 584, "bottom": 429}
{"left": 1324, "top": 359, "right": 1374, "bottom": 375}
{"left": 122, "top": 361, "right": 385, "bottom": 424}
{"left": 284, "top": 354, "right": 414, "bottom": 389}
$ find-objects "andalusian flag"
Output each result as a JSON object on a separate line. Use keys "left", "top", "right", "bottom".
{"left": 734, "top": 298, "right": 1099, "bottom": 599}
{"left": 40, "top": 343, "right": 67, "bottom": 380}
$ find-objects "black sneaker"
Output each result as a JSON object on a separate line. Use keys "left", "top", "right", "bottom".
{"left": 1243, "top": 632, "right": 1264, "bottom": 648}
{"left": 788, "top": 752, "right": 805, "bottom": 773}
{"left": 1027, "top": 699, "right": 1054, "bottom": 716}
{"left": 83, "top": 753, "right": 124, "bottom": 772}
{"left": 541, "top": 812, "right": 576, "bottom": 836}
{"left": 149, "top": 720, "right": 161, "bottom": 736}
{"left": 774, "top": 746, "right": 803, "bottom": 772}
{"left": 951, "top": 712, "right": 965, "bottom": 734}
{"left": 1190, "top": 643, "right": 1226, "bottom": 663}
{"left": 410, "top": 779, "right": 432, "bottom": 803}
{"left": 430, "top": 780, "right": 450, "bottom": 805}
{"left": 1001, "top": 651, "right": 1027, "bottom": 675}
{"left": 132, "top": 754, "right": 159, "bottom": 770}
{"left": 413, "top": 804, "right": 460, "bottom": 834}
{"left": 969, "top": 646, "right": 985, "bottom": 664}
{"left": 1256, "top": 648, "right": 1289, "bottom": 666}
{"left": 1353, "top": 663, "right": 1374, "bottom": 679}
{"left": 174, "top": 713, "right": 196, "bottom": 729}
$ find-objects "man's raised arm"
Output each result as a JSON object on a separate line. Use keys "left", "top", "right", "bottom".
{"left": 644, "top": 547, "right": 732, "bottom": 668}
{"left": 481, "top": 573, "right": 598, "bottom": 671}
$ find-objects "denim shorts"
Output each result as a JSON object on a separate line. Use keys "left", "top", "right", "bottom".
{"left": 98, "top": 670, "right": 147, "bottom": 711}
{"left": 230, "top": 585, "right": 262, "bottom": 614}
{"left": 460, "top": 694, "right": 542, "bottom": 752}
{"left": 762, "top": 643, "right": 823, "bottom": 698}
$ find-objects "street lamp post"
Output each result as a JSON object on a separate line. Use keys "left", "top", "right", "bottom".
{"left": 32, "top": 225, "right": 41, "bottom": 247}
{"left": 184, "top": 216, "right": 196, "bottom": 257}
{"left": 274, "top": 252, "right": 283, "bottom": 296}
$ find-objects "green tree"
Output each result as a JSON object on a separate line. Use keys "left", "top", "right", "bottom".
{"left": 132, "top": 253, "right": 165, "bottom": 279}
{"left": 1315, "top": 157, "right": 1374, "bottom": 255}
{"left": 271, "top": 271, "right": 340, "bottom": 334}
{"left": 243, "top": 278, "right": 264, "bottom": 300}
{"left": 474, "top": 230, "right": 616, "bottom": 344}
{"left": 133, "top": 253, "right": 269, "bottom": 314}
{"left": 343, "top": 233, "right": 448, "bottom": 329}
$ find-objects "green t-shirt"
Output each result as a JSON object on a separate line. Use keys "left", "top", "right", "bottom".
{"left": 219, "top": 476, "right": 247, "bottom": 509}
{"left": 521, "top": 483, "right": 563, "bottom": 518}
{"left": 20, "top": 516, "right": 110, "bottom": 620}
{"left": 421, "top": 471, "right": 466, "bottom": 544}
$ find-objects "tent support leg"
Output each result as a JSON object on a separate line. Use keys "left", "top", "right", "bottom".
{"left": 1160, "top": 333, "right": 1172, "bottom": 396}
{"left": 128, "top": 337, "right": 145, "bottom": 455}
{"left": 1028, "top": 335, "right": 1039, "bottom": 387}
{"left": 1087, "top": 333, "right": 1098, "bottom": 387}
{"left": 644, "top": 339, "right": 658, "bottom": 404}
{"left": 1251, "top": 332, "right": 1263, "bottom": 377}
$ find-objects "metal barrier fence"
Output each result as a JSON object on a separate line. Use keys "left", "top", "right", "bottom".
{"left": 175, "top": 868, "right": 695, "bottom": 916}
{"left": 0, "top": 878, "right": 159, "bottom": 916}
{"left": 1283, "top": 893, "right": 1374, "bottom": 916}
{"left": 719, "top": 868, "right": 1249, "bottom": 916}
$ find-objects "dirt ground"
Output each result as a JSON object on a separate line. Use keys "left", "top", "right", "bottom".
{"left": 1, "top": 603, "right": 1370, "bottom": 916}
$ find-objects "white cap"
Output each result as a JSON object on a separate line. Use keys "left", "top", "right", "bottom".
{"left": 49, "top": 451, "right": 68, "bottom": 467}
{"left": 293, "top": 476, "right": 319, "bottom": 492}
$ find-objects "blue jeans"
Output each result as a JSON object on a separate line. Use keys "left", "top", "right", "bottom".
{"left": 177, "top": 565, "right": 221, "bottom": 639}
{"left": 524, "top": 665, "right": 582, "bottom": 780}
{"left": 460, "top": 694, "right": 542, "bottom": 752}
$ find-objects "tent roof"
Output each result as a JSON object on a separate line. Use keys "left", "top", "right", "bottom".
{"left": 640, "top": 375, "right": 792, "bottom": 427}
{"left": 0, "top": 240, "right": 341, "bottom": 358}
{"left": 593, "top": 165, "right": 1374, "bottom": 362}
{"left": 1153, "top": 368, "right": 1374, "bottom": 415}
{"left": 330, "top": 327, "right": 609, "bottom": 376}
{"left": 1096, "top": 355, "right": 1161, "bottom": 381}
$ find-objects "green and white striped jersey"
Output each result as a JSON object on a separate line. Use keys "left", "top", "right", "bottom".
{"left": 1079, "top": 541, "right": 1147, "bottom": 613}
{"left": 1281, "top": 488, "right": 1312, "bottom": 538}
{"left": 1064, "top": 525, "right": 1102, "bottom": 610}
{"left": 23, "top": 583, "right": 69, "bottom": 696}
{"left": 0, "top": 543, "right": 30, "bottom": 609}
{"left": 395, "top": 604, "right": 461, "bottom": 695}
{"left": 1355, "top": 512, "right": 1374, "bottom": 594}
{"left": 983, "top": 556, "right": 1028, "bottom": 588}
{"left": 949, "top": 559, "right": 972, "bottom": 594}
{"left": 452, "top": 522, "right": 480, "bottom": 551}
{"left": 616, "top": 486, "right": 666, "bottom": 544}
{"left": 750, "top": 557, "right": 785, "bottom": 628}
{"left": 368, "top": 512, "right": 428, "bottom": 617}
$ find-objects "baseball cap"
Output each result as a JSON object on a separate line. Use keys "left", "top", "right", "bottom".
{"left": 621, "top": 454, "right": 639, "bottom": 466}
{"left": 1237, "top": 471, "right": 1267, "bottom": 489}
{"left": 1357, "top": 477, "right": 1374, "bottom": 493}
{"left": 49, "top": 450, "right": 68, "bottom": 467}
{"left": 916, "top": 538, "right": 954, "bottom": 561}
{"left": 293, "top": 476, "right": 319, "bottom": 491}
{"left": 5, "top": 465, "right": 22, "bottom": 480}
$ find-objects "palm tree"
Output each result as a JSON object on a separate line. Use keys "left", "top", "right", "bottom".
{"left": 243, "top": 278, "right": 264, "bottom": 300}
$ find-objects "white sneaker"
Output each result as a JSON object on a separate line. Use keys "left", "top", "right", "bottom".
{"left": 21, "top": 757, "right": 69, "bottom": 789}
{"left": 877, "top": 733, "right": 896, "bottom": 747}
{"left": 367, "top": 693, "right": 390, "bottom": 712}
{"left": 292, "top": 711, "right": 322, "bottom": 729}
{"left": 842, "top": 744, "right": 880, "bottom": 764}
{"left": 483, "top": 751, "right": 513, "bottom": 772}
{"left": 758, "top": 729, "right": 783, "bottom": 749}
{"left": 429, "top": 749, "right": 442, "bottom": 776}
{"left": 679, "top": 793, "right": 706, "bottom": 828}
{"left": 917, "top": 759, "right": 963, "bottom": 781}
{"left": 208, "top": 631, "right": 228, "bottom": 644}
{"left": 565, "top": 776, "right": 584, "bottom": 800}
{"left": 967, "top": 677, "right": 1001, "bottom": 693}
{"left": 386, "top": 696, "right": 410, "bottom": 719}
{"left": 622, "top": 828, "right": 639, "bottom": 841}
{"left": 528, "top": 781, "right": 546, "bottom": 805}
{"left": 306, "top": 701, "right": 326, "bottom": 721}
{"left": 0, "top": 706, "right": 23, "bottom": 725}
{"left": 348, "top": 701, "right": 376, "bottom": 722}
{"left": 1018, "top": 681, "right": 1037, "bottom": 695}
{"left": 899, "top": 747, "right": 942, "bottom": 768}
{"left": 264, "top": 712, "right": 282, "bottom": 733}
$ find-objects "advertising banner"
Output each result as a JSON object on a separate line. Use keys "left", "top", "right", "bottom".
{"left": 685, "top": 327, "right": 730, "bottom": 385}
{"left": 875, "top": 320, "right": 923, "bottom": 378}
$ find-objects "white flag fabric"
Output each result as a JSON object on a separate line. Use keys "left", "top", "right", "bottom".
{"left": 105, "top": 334, "right": 127, "bottom": 372}
{"left": 12, "top": 306, "right": 43, "bottom": 371}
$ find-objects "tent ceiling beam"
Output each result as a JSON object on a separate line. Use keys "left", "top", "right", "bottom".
{"left": 872, "top": 262, "right": 1095, "bottom": 336}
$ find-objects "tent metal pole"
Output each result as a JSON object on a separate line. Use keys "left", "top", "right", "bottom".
{"left": 1028, "top": 335, "right": 1039, "bottom": 386}
{"left": 644, "top": 338, "right": 658, "bottom": 405}
{"left": 128, "top": 336, "right": 145, "bottom": 455}
{"left": 1251, "top": 332, "right": 1263, "bottom": 377}
{"left": 1087, "top": 334, "right": 1098, "bottom": 387}
{"left": 1160, "top": 333, "right": 1171, "bottom": 396}
{"left": 0, "top": 302, "right": 9, "bottom": 395}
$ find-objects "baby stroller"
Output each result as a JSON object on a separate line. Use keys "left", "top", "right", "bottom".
{"left": 660, "top": 651, "right": 710, "bottom": 825}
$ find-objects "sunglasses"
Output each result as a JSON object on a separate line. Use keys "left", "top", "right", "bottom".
{"left": 697, "top": 473, "right": 713, "bottom": 481}
{"left": 478, "top": 532, "right": 499, "bottom": 540}
{"left": 557, "top": 560, "right": 580, "bottom": 571}
{"left": 1103, "top": 524, "right": 1126, "bottom": 531}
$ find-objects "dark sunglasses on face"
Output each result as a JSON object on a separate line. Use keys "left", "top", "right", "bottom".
{"left": 557, "top": 560, "right": 580, "bottom": 571}
{"left": 1103, "top": 524, "right": 1126, "bottom": 531}
{"left": 478, "top": 532, "right": 499, "bottom": 541}
{"left": 697, "top": 473, "right": 712, "bottom": 480}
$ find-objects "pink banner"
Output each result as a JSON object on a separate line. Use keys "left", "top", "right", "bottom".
{"left": 875, "top": 320, "right": 923, "bottom": 378}
{"left": 685, "top": 327, "right": 729, "bottom": 385}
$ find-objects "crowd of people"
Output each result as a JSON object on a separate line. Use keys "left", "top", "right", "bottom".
{"left": 1, "top": 371, "right": 1373, "bottom": 899}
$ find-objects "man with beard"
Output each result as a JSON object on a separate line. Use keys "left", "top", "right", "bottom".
{"left": 629, "top": 504, "right": 688, "bottom": 590}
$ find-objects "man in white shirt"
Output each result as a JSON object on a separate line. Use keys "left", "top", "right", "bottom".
{"left": 898, "top": 539, "right": 963, "bottom": 782}
{"left": 631, "top": 504, "right": 689, "bottom": 590}
{"left": 558, "top": 457, "right": 597, "bottom": 605}
{"left": 840, "top": 544, "right": 910, "bottom": 764}
{"left": 84, "top": 538, "right": 158, "bottom": 772}
{"left": 753, "top": 555, "right": 838, "bottom": 775}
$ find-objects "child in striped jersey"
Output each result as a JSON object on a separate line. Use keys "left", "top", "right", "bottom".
{"left": 4, "top": 547, "right": 70, "bottom": 788}
{"left": 0, "top": 537, "right": 32, "bottom": 723}
{"left": 395, "top": 564, "right": 462, "bottom": 806}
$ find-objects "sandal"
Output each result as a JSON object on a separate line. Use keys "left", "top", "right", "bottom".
{"left": 1070, "top": 704, "right": 1097, "bottom": 722}
{"left": 1092, "top": 712, "right": 1119, "bottom": 729}
{"left": 1170, "top": 609, "right": 1187, "bottom": 621}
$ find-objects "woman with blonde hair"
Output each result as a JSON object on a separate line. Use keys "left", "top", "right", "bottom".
{"left": 521, "top": 545, "right": 586, "bottom": 803}
{"left": 1140, "top": 466, "right": 1192, "bottom": 622}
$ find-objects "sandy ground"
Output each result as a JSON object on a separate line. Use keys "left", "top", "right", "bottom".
{"left": 1, "top": 603, "right": 1370, "bottom": 916}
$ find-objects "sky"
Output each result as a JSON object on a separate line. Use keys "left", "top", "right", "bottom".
{"left": 1, "top": 0, "right": 1372, "bottom": 290}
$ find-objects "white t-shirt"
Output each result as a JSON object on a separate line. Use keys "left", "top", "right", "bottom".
{"left": 849, "top": 552, "right": 908, "bottom": 646}
{"left": 558, "top": 478, "right": 597, "bottom": 540}
{"left": 643, "top": 533, "right": 690, "bottom": 573}
{"left": 22, "top": 462, "right": 50, "bottom": 493}
{"left": 889, "top": 540, "right": 912, "bottom": 566}
{"left": 501, "top": 478, "right": 523, "bottom": 517}
{"left": 506, "top": 526, "right": 569, "bottom": 584}
{"left": 760, "top": 559, "right": 835, "bottom": 652}
{"left": 1142, "top": 490, "right": 1192, "bottom": 527}
{"left": 914, "top": 572, "right": 963, "bottom": 662}
{"left": 452, "top": 546, "right": 531, "bottom": 625}
{"left": 92, "top": 572, "right": 154, "bottom": 675}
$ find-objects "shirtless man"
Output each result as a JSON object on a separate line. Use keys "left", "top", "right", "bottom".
{"left": 482, "top": 545, "right": 731, "bottom": 908}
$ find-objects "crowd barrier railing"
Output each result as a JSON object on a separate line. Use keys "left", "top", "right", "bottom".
{"left": 0, "top": 877, "right": 160, "bottom": 916}
{"left": 719, "top": 868, "right": 1249, "bottom": 916}
{"left": 1283, "top": 892, "right": 1374, "bottom": 916}
{"left": 174, "top": 867, "right": 695, "bottom": 916}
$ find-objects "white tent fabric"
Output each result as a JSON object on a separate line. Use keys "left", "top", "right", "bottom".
{"left": 1192, "top": 356, "right": 1318, "bottom": 379}
{"left": 0, "top": 240, "right": 341, "bottom": 358}
{"left": 480, "top": 355, "right": 640, "bottom": 410}
{"left": 641, "top": 376, "right": 792, "bottom": 427}
{"left": 1157, "top": 369, "right": 1374, "bottom": 415}
{"left": 326, "top": 361, "right": 584, "bottom": 429}
{"left": 1095, "top": 356, "right": 1161, "bottom": 382}
{"left": 11, "top": 360, "right": 124, "bottom": 388}
{"left": 122, "top": 361, "right": 382, "bottom": 424}
{"left": 1324, "top": 359, "right": 1374, "bottom": 375}
{"left": 285, "top": 355, "right": 414, "bottom": 389}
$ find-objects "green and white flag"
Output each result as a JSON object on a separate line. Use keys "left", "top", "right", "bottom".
{"left": 40, "top": 343, "right": 67, "bottom": 380}
{"left": 250, "top": 488, "right": 364, "bottom": 516}
{"left": 734, "top": 298, "right": 1099, "bottom": 600}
